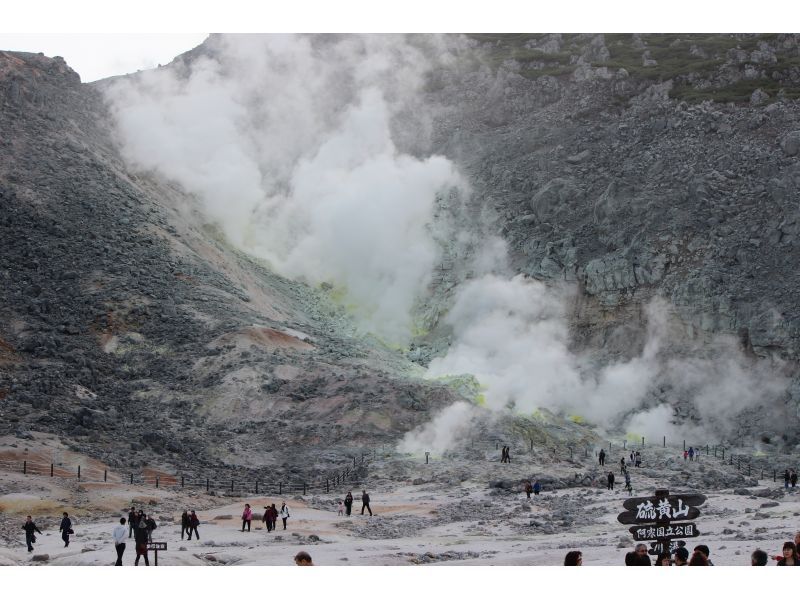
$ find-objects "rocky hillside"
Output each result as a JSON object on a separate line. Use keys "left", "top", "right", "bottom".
{"left": 0, "top": 50, "right": 458, "bottom": 477}
{"left": 2, "top": 33, "right": 800, "bottom": 474}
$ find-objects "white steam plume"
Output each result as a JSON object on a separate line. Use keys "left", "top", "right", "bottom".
{"left": 105, "top": 34, "right": 464, "bottom": 344}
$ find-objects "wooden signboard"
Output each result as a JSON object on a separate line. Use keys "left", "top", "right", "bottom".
{"left": 147, "top": 541, "right": 167, "bottom": 566}
{"left": 619, "top": 490, "right": 705, "bottom": 557}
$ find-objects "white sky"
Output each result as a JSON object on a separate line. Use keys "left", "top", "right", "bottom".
{"left": 1, "top": 0, "right": 796, "bottom": 82}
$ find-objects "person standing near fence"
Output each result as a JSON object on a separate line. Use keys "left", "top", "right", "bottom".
{"left": 22, "top": 515, "right": 42, "bottom": 553}
{"left": 134, "top": 518, "right": 149, "bottom": 566}
{"left": 241, "top": 504, "right": 253, "bottom": 532}
{"left": 598, "top": 449, "right": 605, "bottom": 466}
{"left": 262, "top": 506, "right": 271, "bottom": 531}
{"left": 187, "top": 510, "right": 200, "bottom": 540}
{"left": 280, "top": 502, "right": 290, "bottom": 529}
{"left": 361, "top": 490, "right": 373, "bottom": 516}
{"left": 344, "top": 492, "right": 353, "bottom": 516}
{"left": 689, "top": 447, "right": 695, "bottom": 461}
{"left": 113, "top": 517, "right": 127, "bottom": 565}
{"left": 128, "top": 507, "right": 137, "bottom": 538}
{"left": 635, "top": 451, "right": 642, "bottom": 468}
{"left": 59, "top": 512, "right": 72, "bottom": 548}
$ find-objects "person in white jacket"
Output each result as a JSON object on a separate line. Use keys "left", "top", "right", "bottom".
{"left": 112, "top": 517, "right": 127, "bottom": 566}
{"left": 280, "top": 502, "right": 290, "bottom": 530}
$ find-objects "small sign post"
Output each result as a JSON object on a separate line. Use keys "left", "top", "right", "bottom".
{"left": 147, "top": 542, "right": 167, "bottom": 566}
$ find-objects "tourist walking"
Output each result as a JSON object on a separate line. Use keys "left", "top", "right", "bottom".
{"left": 361, "top": 490, "right": 373, "bottom": 516}
{"left": 344, "top": 492, "right": 353, "bottom": 516}
{"left": 242, "top": 504, "right": 253, "bottom": 532}
{"left": 688, "top": 447, "right": 695, "bottom": 461}
{"left": 181, "top": 510, "right": 190, "bottom": 539}
{"left": 785, "top": 469, "right": 791, "bottom": 489}
{"left": 607, "top": 471, "right": 615, "bottom": 490}
{"left": 533, "top": 480, "right": 541, "bottom": 496}
{"left": 59, "top": 512, "right": 73, "bottom": 547}
{"left": 524, "top": 480, "right": 533, "bottom": 500}
{"left": 113, "top": 517, "right": 127, "bottom": 565}
{"left": 187, "top": 510, "right": 200, "bottom": 540}
{"left": 598, "top": 449, "right": 605, "bottom": 466}
{"left": 624, "top": 470, "right": 632, "bottom": 493}
{"left": 280, "top": 502, "right": 290, "bottom": 530}
{"left": 635, "top": 451, "right": 642, "bottom": 467}
{"left": 337, "top": 500, "right": 344, "bottom": 516}
{"left": 22, "top": 516, "right": 42, "bottom": 552}
{"left": 134, "top": 519, "right": 149, "bottom": 566}
{"left": 791, "top": 470, "right": 798, "bottom": 489}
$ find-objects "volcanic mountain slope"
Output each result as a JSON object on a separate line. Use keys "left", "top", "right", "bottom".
{"left": 0, "top": 50, "right": 458, "bottom": 477}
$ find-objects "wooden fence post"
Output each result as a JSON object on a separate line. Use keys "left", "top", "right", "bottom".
{"left": 326, "top": 478, "right": 329, "bottom": 493}
{"left": 23, "top": 460, "right": 26, "bottom": 474}
{"left": 130, "top": 473, "right": 133, "bottom": 484}
{"left": 256, "top": 480, "right": 259, "bottom": 494}
{"left": 683, "top": 440, "right": 686, "bottom": 450}
{"left": 104, "top": 469, "right": 107, "bottom": 482}
{"left": 181, "top": 476, "right": 184, "bottom": 488}
{"left": 303, "top": 482, "right": 306, "bottom": 495}
{"left": 774, "top": 470, "right": 777, "bottom": 482}
{"left": 663, "top": 436, "right": 666, "bottom": 447}
{"left": 279, "top": 482, "right": 282, "bottom": 495}
{"left": 50, "top": 463, "right": 54, "bottom": 477}
{"left": 641, "top": 437, "right": 645, "bottom": 447}
{"left": 156, "top": 476, "right": 159, "bottom": 488}
{"left": 206, "top": 478, "right": 209, "bottom": 492}
{"left": 77, "top": 465, "right": 81, "bottom": 480}
{"left": 230, "top": 480, "right": 234, "bottom": 493}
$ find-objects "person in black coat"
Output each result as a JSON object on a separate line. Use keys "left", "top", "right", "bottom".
{"left": 361, "top": 490, "right": 373, "bottom": 516}
{"left": 607, "top": 471, "right": 615, "bottom": 490}
{"left": 181, "top": 510, "right": 190, "bottom": 539}
{"left": 22, "top": 516, "right": 42, "bottom": 552}
{"left": 128, "top": 507, "right": 137, "bottom": 538}
{"left": 134, "top": 519, "right": 150, "bottom": 566}
{"left": 344, "top": 492, "right": 353, "bottom": 517}
{"left": 59, "top": 512, "right": 72, "bottom": 547}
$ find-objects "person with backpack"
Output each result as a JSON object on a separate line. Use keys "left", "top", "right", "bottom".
{"left": 59, "top": 512, "right": 73, "bottom": 548}
{"left": 181, "top": 510, "right": 190, "bottom": 539}
{"left": 134, "top": 518, "right": 149, "bottom": 566}
{"left": 241, "top": 504, "right": 253, "bottom": 532}
{"left": 22, "top": 515, "right": 42, "bottom": 552}
{"left": 280, "top": 502, "right": 290, "bottom": 530}
{"left": 344, "top": 492, "right": 353, "bottom": 516}
{"left": 187, "top": 510, "right": 200, "bottom": 540}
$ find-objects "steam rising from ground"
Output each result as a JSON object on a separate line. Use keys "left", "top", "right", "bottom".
{"left": 106, "top": 34, "right": 464, "bottom": 344}
{"left": 400, "top": 238, "right": 789, "bottom": 454}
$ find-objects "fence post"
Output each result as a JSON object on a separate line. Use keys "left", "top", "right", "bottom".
{"left": 303, "top": 482, "right": 306, "bottom": 495}
{"left": 569, "top": 447, "right": 573, "bottom": 459}
{"left": 706, "top": 445, "right": 709, "bottom": 455}
{"left": 748, "top": 464, "right": 751, "bottom": 476}
{"left": 774, "top": 470, "right": 777, "bottom": 482}
{"left": 353, "top": 456, "right": 356, "bottom": 467}
{"left": 50, "top": 463, "right": 54, "bottom": 477}
{"left": 623, "top": 440, "right": 627, "bottom": 450}
{"left": 206, "top": 478, "right": 209, "bottom": 492}
{"left": 721, "top": 448, "right": 725, "bottom": 460}
{"left": 104, "top": 469, "right": 107, "bottom": 482}
{"left": 130, "top": 473, "right": 133, "bottom": 485}
{"left": 663, "top": 436, "right": 666, "bottom": 448}
{"left": 683, "top": 439, "right": 686, "bottom": 450}
{"left": 326, "top": 478, "right": 329, "bottom": 493}
{"left": 641, "top": 437, "right": 645, "bottom": 447}
{"left": 279, "top": 482, "right": 282, "bottom": 495}
{"left": 23, "top": 460, "right": 26, "bottom": 474}
{"left": 231, "top": 480, "right": 234, "bottom": 493}
{"left": 425, "top": 452, "right": 430, "bottom": 464}
{"left": 78, "top": 465, "right": 81, "bottom": 480}
{"left": 156, "top": 476, "right": 159, "bottom": 488}
{"left": 609, "top": 441, "right": 612, "bottom": 450}
{"left": 530, "top": 439, "right": 533, "bottom": 451}
{"left": 256, "top": 480, "right": 259, "bottom": 494}
{"left": 181, "top": 476, "right": 185, "bottom": 488}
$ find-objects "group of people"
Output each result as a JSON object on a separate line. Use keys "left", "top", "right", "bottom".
{"left": 180, "top": 510, "right": 201, "bottom": 539}
{"left": 523, "top": 480, "right": 541, "bottom": 500}
{"left": 500, "top": 446, "right": 512, "bottom": 463}
{"left": 564, "top": 534, "right": 800, "bottom": 565}
{"left": 256, "top": 502, "right": 290, "bottom": 531}
{"left": 683, "top": 447, "right": 698, "bottom": 461}
{"left": 337, "top": 490, "right": 373, "bottom": 516}
{"left": 783, "top": 469, "right": 798, "bottom": 488}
